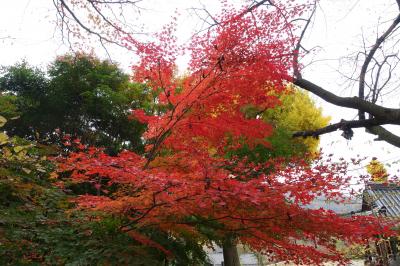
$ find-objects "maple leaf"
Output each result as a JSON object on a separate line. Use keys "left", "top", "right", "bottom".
{"left": 56, "top": 0, "right": 395, "bottom": 264}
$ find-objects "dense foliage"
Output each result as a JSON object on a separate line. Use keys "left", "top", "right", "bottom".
{"left": 56, "top": 2, "right": 392, "bottom": 265}
{"left": 0, "top": 115, "right": 210, "bottom": 265}
{"left": 1, "top": 1, "right": 397, "bottom": 265}
{"left": 0, "top": 53, "right": 337, "bottom": 265}
{"left": 262, "top": 88, "right": 331, "bottom": 153}
{"left": 0, "top": 54, "right": 152, "bottom": 154}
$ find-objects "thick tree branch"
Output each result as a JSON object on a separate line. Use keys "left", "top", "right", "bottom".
{"left": 293, "top": 78, "right": 400, "bottom": 120}
{"left": 293, "top": 77, "right": 400, "bottom": 146}
{"left": 293, "top": 118, "right": 393, "bottom": 139}
{"left": 367, "top": 126, "right": 400, "bottom": 147}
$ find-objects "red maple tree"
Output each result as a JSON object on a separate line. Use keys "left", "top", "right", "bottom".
{"left": 57, "top": 1, "right": 393, "bottom": 264}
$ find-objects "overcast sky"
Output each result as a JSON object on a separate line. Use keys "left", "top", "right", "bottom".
{"left": 1, "top": 0, "right": 400, "bottom": 180}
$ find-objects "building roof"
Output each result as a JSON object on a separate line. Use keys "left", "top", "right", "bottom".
{"left": 305, "top": 196, "right": 362, "bottom": 215}
{"left": 362, "top": 183, "right": 400, "bottom": 217}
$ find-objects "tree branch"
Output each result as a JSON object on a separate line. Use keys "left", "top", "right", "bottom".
{"left": 293, "top": 78, "right": 400, "bottom": 120}
{"left": 293, "top": 118, "right": 392, "bottom": 139}
{"left": 293, "top": 1, "right": 316, "bottom": 79}
{"left": 367, "top": 126, "right": 400, "bottom": 147}
{"left": 358, "top": 14, "right": 400, "bottom": 120}
{"left": 55, "top": 0, "right": 121, "bottom": 46}
{"left": 246, "top": 0, "right": 271, "bottom": 13}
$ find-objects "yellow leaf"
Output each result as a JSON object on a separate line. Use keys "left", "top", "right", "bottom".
{"left": 366, "top": 158, "right": 388, "bottom": 183}
{"left": 0, "top": 132, "right": 9, "bottom": 145}
{"left": 15, "top": 150, "right": 28, "bottom": 160}
{"left": 22, "top": 168, "right": 32, "bottom": 174}
{"left": 14, "top": 146, "right": 25, "bottom": 153}
{"left": 262, "top": 88, "right": 330, "bottom": 153}
{"left": 0, "top": 116, "right": 6, "bottom": 127}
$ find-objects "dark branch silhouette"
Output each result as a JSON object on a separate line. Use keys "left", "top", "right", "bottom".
{"left": 289, "top": 1, "right": 400, "bottom": 148}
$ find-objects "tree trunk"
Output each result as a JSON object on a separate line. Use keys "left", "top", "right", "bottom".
{"left": 222, "top": 238, "right": 240, "bottom": 266}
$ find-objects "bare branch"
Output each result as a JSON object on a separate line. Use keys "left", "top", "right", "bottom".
{"left": 55, "top": 0, "right": 122, "bottom": 45}
{"left": 293, "top": 1, "right": 316, "bottom": 78}
{"left": 246, "top": 0, "right": 271, "bottom": 13}
{"left": 358, "top": 14, "right": 400, "bottom": 119}
{"left": 52, "top": 0, "right": 146, "bottom": 54}
{"left": 88, "top": 0, "right": 128, "bottom": 35}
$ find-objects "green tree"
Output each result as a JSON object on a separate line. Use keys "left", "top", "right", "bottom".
{"left": 0, "top": 54, "right": 152, "bottom": 154}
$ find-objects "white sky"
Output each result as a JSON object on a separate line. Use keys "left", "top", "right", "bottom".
{"left": 1, "top": 0, "right": 400, "bottom": 179}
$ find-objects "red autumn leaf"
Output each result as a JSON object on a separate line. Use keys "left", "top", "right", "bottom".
{"left": 55, "top": 1, "right": 396, "bottom": 264}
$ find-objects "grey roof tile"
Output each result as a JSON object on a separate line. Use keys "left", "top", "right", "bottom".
{"left": 363, "top": 183, "right": 400, "bottom": 217}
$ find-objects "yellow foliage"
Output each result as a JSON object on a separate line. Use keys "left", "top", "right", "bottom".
{"left": 0, "top": 132, "right": 9, "bottom": 145}
{"left": 0, "top": 116, "right": 9, "bottom": 145}
{"left": 366, "top": 158, "right": 388, "bottom": 183}
{"left": 0, "top": 115, "right": 7, "bottom": 127}
{"left": 262, "top": 87, "right": 331, "bottom": 153}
